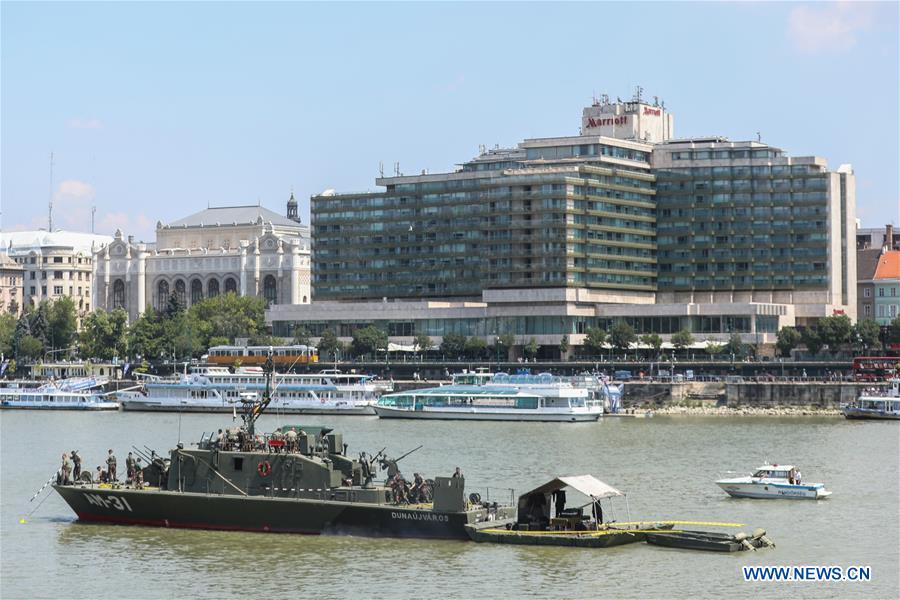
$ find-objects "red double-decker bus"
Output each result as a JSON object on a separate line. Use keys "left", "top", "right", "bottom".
{"left": 852, "top": 357, "right": 900, "bottom": 382}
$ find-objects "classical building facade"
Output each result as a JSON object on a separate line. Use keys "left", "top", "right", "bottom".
{"left": 0, "top": 254, "right": 24, "bottom": 316}
{"left": 94, "top": 202, "right": 311, "bottom": 322}
{"left": 2, "top": 230, "right": 113, "bottom": 316}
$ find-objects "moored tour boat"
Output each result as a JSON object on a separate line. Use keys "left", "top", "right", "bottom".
{"left": 716, "top": 464, "right": 832, "bottom": 499}
{"left": 375, "top": 373, "right": 603, "bottom": 422}
{"left": 0, "top": 378, "right": 118, "bottom": 410}
{"left": 121, "top": 366, "right": 390, "bottom": 415}
{"left": 842, "top": 380, "right": 900, "bottom": 420}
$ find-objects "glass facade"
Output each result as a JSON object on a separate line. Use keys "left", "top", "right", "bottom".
{"left": 655, "top": 144, "right": 831, "bottom": 291}
{"left": 272, "top": 313, "right": 761, "bottom": 339}
{"left": 312, "top": 140, "right": 656, "bottom": 300}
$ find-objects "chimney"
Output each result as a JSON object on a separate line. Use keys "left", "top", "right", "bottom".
{"left": 887, "top": 224, "right": 895, "bottom": 251}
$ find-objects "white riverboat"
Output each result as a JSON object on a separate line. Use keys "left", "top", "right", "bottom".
{"left": 374, "top": 372, "right": 603, "bottom": 422}
{"left": 120, "top": 366, "right": 390, "bottom": 415}
{"left": 716, "top": 464, "right": 832, "bottom": 500}
{"left": 842, "top": 380, "right": 900, "bottom": 420}
{"left": 0, "top": 377, "right": 118, "bottom": 410}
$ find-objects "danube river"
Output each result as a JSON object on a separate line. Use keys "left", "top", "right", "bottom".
{"left": 1, "top": 411, "right": 897, "bottom": 599}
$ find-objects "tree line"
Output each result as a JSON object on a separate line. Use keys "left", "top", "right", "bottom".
{"left": 0, "top": 293, "right": 271, "bottom": 375}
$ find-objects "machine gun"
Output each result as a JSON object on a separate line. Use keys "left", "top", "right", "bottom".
{"left": 379, "top": 445, "right": 423, "bottom": 480}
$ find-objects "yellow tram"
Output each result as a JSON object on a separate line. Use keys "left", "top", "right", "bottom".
{"left": 206, "top": 345, "right": 318, "bottom": 367}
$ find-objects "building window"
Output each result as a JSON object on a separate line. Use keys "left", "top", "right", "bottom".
{"left": 113, "top": 279, "right": 125, "bottom": 309}
{"left": 157, "top": 280, "right": 170, "bottom": 308}
{"left": 893, "top": 287, "right": 897, "bottom": 297}
{"left": 53, "top": 286, "right": 62, "bottom": 294}
{"left": 263, "top": 275, "right": 277, "bottom": 306}
{"left": 190, "top": 279, "right": 203, "bottom": 304}
{"left": 208, "top": 279, "right": 220, "bottom": 298}
{"left": 225, "top": 277, "right": 237, "bottom": 294}
{"left": 892, "top": 304, "right": 898, "bottom": 318}
{"left": 864, "top": 304, "right": 871, "bottom": 316}
{"left": 878, "top": 305, "right": 885, "bottom": 317}
{"left": 879, "top": 288, "right": 885, "bottom": 297}
{"left": 863, "top": 288, "right": 871, "bottom": 298}
{"left": 174, "top": 279, "right": 186, "bottom": 305}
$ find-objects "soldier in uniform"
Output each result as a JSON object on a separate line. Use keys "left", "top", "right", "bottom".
{"left": 60, "top": 453, "right": 71, "bottom": 485}
{"left": 452, "top": 467, "right": 463, "bottom": 479}
{"left": 70, "top": 451, "right": 82, "bottom": 481}
{"left": 125, "top": 452, "right": 136, "bottom": 482}
{"left": 106, "top": 449, "right": 118, "bottom": 482}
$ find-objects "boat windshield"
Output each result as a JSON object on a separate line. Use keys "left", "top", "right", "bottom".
{"left": 753, "top": 469, "right": 789, "bottom": 479}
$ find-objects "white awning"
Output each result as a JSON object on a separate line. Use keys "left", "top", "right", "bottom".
{"left": 521, "top": 474, "right": 625, "bottom": 500}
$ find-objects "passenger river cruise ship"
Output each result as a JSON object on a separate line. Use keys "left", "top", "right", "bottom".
{"left": 120, "top": 367, "right": 391, "bottom": 415}
{"left": 374, "top": 371, "right": 606, "bottom": 422}
{"left": 0, "top": 377, "right": 118, "bottom": 410}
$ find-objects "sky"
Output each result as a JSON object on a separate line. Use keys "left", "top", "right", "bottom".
{"left": 2, "top": 1, "right": 898, "bottom": 242}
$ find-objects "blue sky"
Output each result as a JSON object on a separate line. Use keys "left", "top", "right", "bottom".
{"left": 2, "top": 1, "right": 897, "bottom": 240}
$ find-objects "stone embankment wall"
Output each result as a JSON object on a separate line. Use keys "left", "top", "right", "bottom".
{"left": 624, "top": 381, "right": 886, "bottom": 409}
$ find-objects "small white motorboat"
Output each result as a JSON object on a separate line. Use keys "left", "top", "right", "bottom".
{"left": 716, "top": 464, "right": 832, "bottom": 500}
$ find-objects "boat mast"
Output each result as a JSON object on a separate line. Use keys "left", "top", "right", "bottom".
{"left": 243, "top": 349, "right": 274, "bottom": 437}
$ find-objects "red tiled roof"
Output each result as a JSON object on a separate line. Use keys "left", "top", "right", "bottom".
{"left": 873, "top": 251, "right": 900, "bottom": 280}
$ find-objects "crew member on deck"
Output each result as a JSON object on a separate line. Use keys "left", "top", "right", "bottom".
{"left": 70, "top": 451, "right": 82, "bottom": 481}
{"left": 452, "top": 467, "right": 463, "bottom": 479}
{"left": 106, "top": 449, "right": 117, "bottom": 482}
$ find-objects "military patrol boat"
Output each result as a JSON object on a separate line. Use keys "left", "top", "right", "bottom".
{"left": 52, "top": 352, "right": 513, "bottom": 538}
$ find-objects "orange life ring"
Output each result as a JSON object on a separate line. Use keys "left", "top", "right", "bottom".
{"left": 257, "top": 460, "right": 272, "bottom": 477}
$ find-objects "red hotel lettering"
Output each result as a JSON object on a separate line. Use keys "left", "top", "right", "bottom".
{"left": 643, "top": 106, "right": 661, "bottom": 116}
{"left": 586, "top": 116, "right": 628, "bottom": 128}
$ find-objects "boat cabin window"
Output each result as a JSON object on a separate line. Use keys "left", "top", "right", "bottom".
{"left": 233, "top": 457, "right": 244, "bottom": 471}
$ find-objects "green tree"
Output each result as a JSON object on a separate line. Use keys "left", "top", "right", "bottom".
{"left": 29, "top": 302, "right": 50, "bottom": 349}
{"left": 775, "top": 327, "right": 801, "bottom": 358}
{"left": 317, "top": 329, "right": 342, "bottom": 361}
{"left": 817, "top": 314, "right": 853, "bottom": 354}
{"left": 801, "top": 328, "right": 824, "bottom": 356}
{"left": 852, "top": 319, "right": 881, "bottom": 353}
{"left": 18, "top": 335, "right": 43, "bottom": 360}
{"left": 247, "top": 334, "right": 281, "bottom": 346}
{"left": 350, "top": 325, "right": 388, "bottom": 358}
{"left": 127, "top": 309, "right": 163, "bottom": 360}
{"left": 414, "top": 333, "right": 432, "bottom": 356}
{"left": 48, "top": 297, "right": 77, "bottom": 353}
{"left": 671, "top": 329, "right": 694, "bottom": 352}
{"left": 705, "top": 341, "right": 724, "bottom": 358}
{"left": 497, "top": 333, "right": 516, "bottom": 360}
{"left": 609, "top": 322, "right": 637, "bottom": 354}
{"left": 81, "top": 308, "right": 129, "bottom": 361}
{"left": 13, "top": 313, "right": 31, "bottom": 359}
{"left": 524, "top": 337, "right": 539, "bottom": 360}
{"left": 559, "top": 334, "right": 570, "bottom": 358}
{"left": 164, "top": 291, "right": 185, "bottom": 319}
{"left": 0, "top": 313, "right": 15, "bottom": 357}
{"left": 724, "top": 333, "right": 746, "bottom": 359}
{"left": 188, "top": 294, "right": 267, "bottom": 348}
{"left": 440, "top": 332, "right": 468, "bottom": 358}
{"left": 8, "top": 298, "right": 19, "bottom": 316}
{"left": 464, "top": 336, "right": 488, "bottom": 359}
{"left": 889, "top": 316, "right": 900, "bottom": 344}
{"left": 640, "top": 333, "right": 663, "bottom": 359}
{"left": 208, "top": 335, "right": 230, "bottom": 348}
{"left": 292, "top": 326, "right": 311, "bottom": 347}
{"left": 583, "top": 326, "right": 607, "bottom": 357}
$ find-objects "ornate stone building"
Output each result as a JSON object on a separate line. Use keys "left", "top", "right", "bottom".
{"left": 2, "top": 230, "right": 113, "bottom": 317}
{"left": 94, "top": 200, "right": 310, "bottom": 322}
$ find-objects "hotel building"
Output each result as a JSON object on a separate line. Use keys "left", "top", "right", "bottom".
{"left": 268, "top": 94, "right": 858, "bottom": 355}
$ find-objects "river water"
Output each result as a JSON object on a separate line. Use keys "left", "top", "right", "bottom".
{"left": 1, "top": 411, "right": 898, "bottom": 599}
